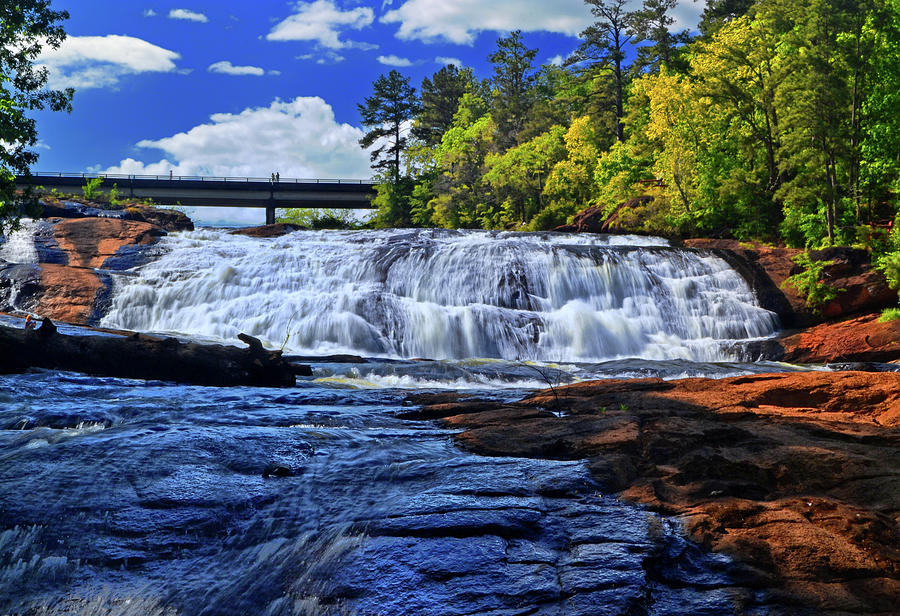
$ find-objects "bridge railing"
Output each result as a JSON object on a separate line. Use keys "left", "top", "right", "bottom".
{"left": 23, "top": 171, "right": 376, "bottom": 185}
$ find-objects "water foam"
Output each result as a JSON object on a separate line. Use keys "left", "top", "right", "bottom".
{"left": 101, "top": 228, "right": 779, "bottom": 362}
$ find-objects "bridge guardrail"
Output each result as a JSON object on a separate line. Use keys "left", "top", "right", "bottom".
{"left": 22, "top": 172, "right": 376, "bottom": 185}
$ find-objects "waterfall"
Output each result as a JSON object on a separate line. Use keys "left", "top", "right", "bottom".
{"left": 100, "top": 228, "right": 779, "bottom": 362}
{"left": 0, "top": 220, "right": 39, "bottom": 264}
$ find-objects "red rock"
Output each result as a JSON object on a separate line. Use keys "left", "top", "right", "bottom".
{"left": 779, "top": 313, "right": 900, "bottom": 364}
{"left": 52, "top": 218, "right": 163, "bottom": 269}
{"left": 411, "top": 371, "right": 900, "bottom": 613}
{"left": 36, "top": 263, "right": 105, "bottom": 324}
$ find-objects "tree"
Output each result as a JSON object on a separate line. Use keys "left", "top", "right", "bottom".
{"left": 488, "top": 30, "right": 538, "bottom": 149}
{"left": 572, "top": 0, "right": 635, "bottom": 142}
{"left": 413, "top": 64, "right": 475, "bottom": 147}
{"left": 630, "top": 0, "right": 692, "bottom": 74}
{"left": 698, "top": 0, "right": 756, "bottom": 36}
{"left": 1, "top": 0, "right": 74, "bottom": 228}
{"left": 358, "top": 70, "right": 420, "bottom": 226}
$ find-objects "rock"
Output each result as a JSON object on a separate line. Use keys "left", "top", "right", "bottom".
{"left": 406, "top": 372, "right": 900, "bottom": 614}
{"left": 0, "top": 320, "right": 297, "bottom": 387}
{"left": 52, "top": 218, "right": 164, "bottom": 269}
{"left": 230, "top": 223, "right": 303, "bottom": 238}
{"left": 262, "top": 464, "right": 294, "bottom": 478}
{"left": 554, "top": 197, "right": 657, "bottom": 235}
{"left": 36, "top": 263, "right": 106, "bottom": 325}
{"left": 0, "top": 262, "right": 42, "bottom": 313}
{"left": 122, "top": 205, "right": 193, "bottom": 232}
{"left": 685, "top": 240, "right": 897, "bottom": 327}
{"left": 778, "top": 313, "right": 900, "bottom": 363}
{"left": 40, "top": 199, "right": 127, "bottom": 220}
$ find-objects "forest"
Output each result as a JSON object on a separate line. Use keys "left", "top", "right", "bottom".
{"left": 354, "top": 0, "right": 900, "bottom": 255}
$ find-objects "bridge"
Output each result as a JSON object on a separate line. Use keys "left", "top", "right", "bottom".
{"left": 16, "top": 172, "right": 377, "bottom": 225}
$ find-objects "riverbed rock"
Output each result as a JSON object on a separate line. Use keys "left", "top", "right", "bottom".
{"left": 230, "top": 223, "right": 303, "bottom": 238}
{"left": 409, "top": 372, "right": 900, "bottom": 614}
{"left": 778, "top": 312, "right": 900, "bottom": 363}
{"left": 39, "top": 198, "right": 193, "bottom": 233}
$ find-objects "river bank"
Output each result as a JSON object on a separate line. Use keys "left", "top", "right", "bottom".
{"left": 405, "top": 371, "right": 900, "bottom": 614}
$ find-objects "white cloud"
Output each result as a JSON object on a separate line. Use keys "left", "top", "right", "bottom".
{"left": 296, "top": 51, "right": 346, "bottom": 64}
{"left": 143, "top": 9, "right": 157, "bottom": 17}
{"left": 435, "top": 56, "right": 462, "bottom": 67}
{"left": 208, "top": 60, "right": 265, "bottom": 76}
{"left": 377, "top": 54, "right": 413, "bottom": 67}
{"left": 382, "top": 0, "right": 592, "bottom": 44}
{"left": 104, "top": 97, "right": 372, "bottom": 180}
{"left": 267, "top": 0, "right": 374, "bottom": 49}
{"left": 36, "top": 35, "right": 180, "bottom": 89}
{"left": 548, "top": 54, "right": 564, "bottom": 66}
{"left": 168, "top": 8, "right": 209, "bottom": 23}
{"left": 382, "top": 0, "right": 704, "bottom": 44}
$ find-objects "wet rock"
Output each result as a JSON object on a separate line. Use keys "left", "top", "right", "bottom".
{"left": 40, "top": 199, "right": 127, "bottom": 220}
{"left": 407, "top": 372, "right": 900, "bottom": 614}
{"left": 52, "top": 218, "right": 164, "bottom": 269}
{"left": 262, "top": 464, "right": 294, "bottom": 478}
{"left": 230, "top": 223, "right": 303, "bottom": 238}
{"left": 123, "top": 205, "right": 193, "bottom": 232}
{"left": 554, "top": 196, "right": 656, "bottom": 234}
{"left": 778, "top": 313, "right": 900, "bottom": 363}
{"left": 0, "top": 262, "right": 42, "bottom": 313}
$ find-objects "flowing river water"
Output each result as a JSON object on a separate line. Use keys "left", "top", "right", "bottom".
{"left": 0, "top": 227, "right": 794, "bottom": 615}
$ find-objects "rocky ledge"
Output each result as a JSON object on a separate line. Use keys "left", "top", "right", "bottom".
{"left": 404, "top": 372, "right": 900, "bottom": 615}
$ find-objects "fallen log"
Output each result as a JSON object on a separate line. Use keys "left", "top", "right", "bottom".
{"left": 0, "top": 319, "right": 304, "bottom": 387}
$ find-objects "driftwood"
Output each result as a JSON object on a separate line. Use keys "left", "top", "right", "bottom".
{"left": 0, "top": 319, "right": 307, "bottom": 387}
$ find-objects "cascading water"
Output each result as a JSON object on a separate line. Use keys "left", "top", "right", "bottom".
{"left": 0, "top": 219, "right": 39, "bottom": 264}
{"left": 101, "top": 228, "right": 779, "bottom": 362}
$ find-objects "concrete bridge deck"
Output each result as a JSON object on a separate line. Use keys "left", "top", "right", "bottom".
{"left": 16, "top": 172, "right": 377, "bottom": 224}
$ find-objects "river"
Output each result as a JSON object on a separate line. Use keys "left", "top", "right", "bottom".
{"left": 0, "top": 227, "right": 792, "bottom": 614}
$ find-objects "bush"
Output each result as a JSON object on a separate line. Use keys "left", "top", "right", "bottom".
{"left": 782, "top": 251, "right": 843, "bottom": 313}
{"left": 82, "top": 177, "right": 103, "bottom": 200}
{"left": 878, "top": 307, "right": 900, "bottom": 322}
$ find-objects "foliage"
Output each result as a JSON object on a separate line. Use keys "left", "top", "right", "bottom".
{"left": 783, "top": 251, "right": 843, "bottom": 312}
{"left": 356, "top": 2, "right": 900, "bottom": 241}
{"left": 82, "top": 177, "right": 103, "bottom": 200}
{"left": 277, "top": 207, "right": 359, "bottom": 230}
{"left": 878, "top": 307, "right": 900, "bottom": 322}
{"left": 0, "top": 0, "right": 74, "bottom": 229}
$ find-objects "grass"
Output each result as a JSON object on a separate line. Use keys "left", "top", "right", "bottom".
{"left": 878, "top": 307, "right": 900, "bottom": 323}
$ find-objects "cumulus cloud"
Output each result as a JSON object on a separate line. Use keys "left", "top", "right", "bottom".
{"left": 168, "top": 8, "right": 208, "bottom": 23}
{"left": 143, "top": 9, "right": 157, "bottom": 17}
{"left": 208, "top": 60, "right": 265, "bottom": 76}
{"left": 36, "top": 35, "right": 180, "bottom": 89}
{"left": 381, "top": 0, "right": 704, "bottom": 44}
{"left": 267, "top": 0, "right": 374, "bottom": 49}
{"left": 103, "top": 97, "right": 372, "bottom": 180}
{"left": 377, "top": 54, "right": 413, "bottom": 67}
{"left": 382, "top": 0, "right": 592, "bottom": 44}
{"left": 435, "top": 56, "right": 462, "bottom": 67}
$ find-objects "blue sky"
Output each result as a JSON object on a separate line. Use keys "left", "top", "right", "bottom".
{"left": 30, "top": 1, "right": 704, "bottom": 223}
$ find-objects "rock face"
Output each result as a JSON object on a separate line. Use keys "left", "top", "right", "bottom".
{"left": 779, "top": 313, "right": 900, "bottom": 363}
{"left": 40, "top": 199, "right": 194, "bottom": 233}
{"left": 0, "top": 216, "right": 169, "bottom": 325}
{"left": 554, "top": 196, "right": 656, "bottom": 234}
{"left": 408, "top": 372, "right": 900, "bottom": 615}
{"left": 685, "top": 240, "right": 897, "bottom": 327}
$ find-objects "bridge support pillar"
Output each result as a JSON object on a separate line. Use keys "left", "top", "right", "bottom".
{"left": 265, "top": 205, "right": 276, "bottom": 225}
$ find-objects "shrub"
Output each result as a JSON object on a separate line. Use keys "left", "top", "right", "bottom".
{"left": 82, "top": 177, "right": 104, "bottom": 200}
{"left": 782, "top": 251, "right": 843, "bottom": 313}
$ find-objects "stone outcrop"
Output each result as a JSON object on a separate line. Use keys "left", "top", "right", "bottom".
{"left": 554, "top": 196, "right": 656, "bottom": 234}
{"left": 0, "top": 320, "right": 303, "bottom": 386}
{"left": 685, "top": 240, "right": 896, "bottom": 328}
{"left": 230, "top": 223, "right": 303, "bottom": 238}
{"left": 405, "top": 372, "right": 900, "bottom": 615}
{"left": 1, "top": 214, "right": 174, "bottom": 325}
{"left": 778, "top": 313, "right": 900, "bottom": 363}
{"left": 40, "top": 199, "right": 193, "bottom": 232}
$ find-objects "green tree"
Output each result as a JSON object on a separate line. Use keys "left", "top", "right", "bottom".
{"left": 698, "top": 0, "right": 756, "bottom": 36}
{"left": 358, "top": 70, "right": 420, "bottom": 226}
{"left": 489, "top": 30, "right": 539, "bottom": 149}
{"left": 1, "top": 0, "right": 74, "bottom": 228}
{"left": 630, "top": 0, "right": 691, "bottom": 74}
{"left": 572, "top": 0, "right": 635, "bottom": 142}
{"left": 413, "top": 64, "right": 475, "bottom": 146}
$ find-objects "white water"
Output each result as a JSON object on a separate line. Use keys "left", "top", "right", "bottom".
{"left": 100, "top": 228, "right": 779, "bottom": 362}
{"left": 0, "top": 219, "right": 38, "bottom": 264}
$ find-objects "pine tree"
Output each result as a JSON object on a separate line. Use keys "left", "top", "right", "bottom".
{"left": 631, "top": 0, "right": 692, "bottom": 74}
{"left": 413, "top": 64, "right": 475, "bottom": 147}
{"left": 573, "top": 0, "right": 635, "bottom": 142}
{"left": 489, "top": 31, "right": 538, "bottom": 149}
